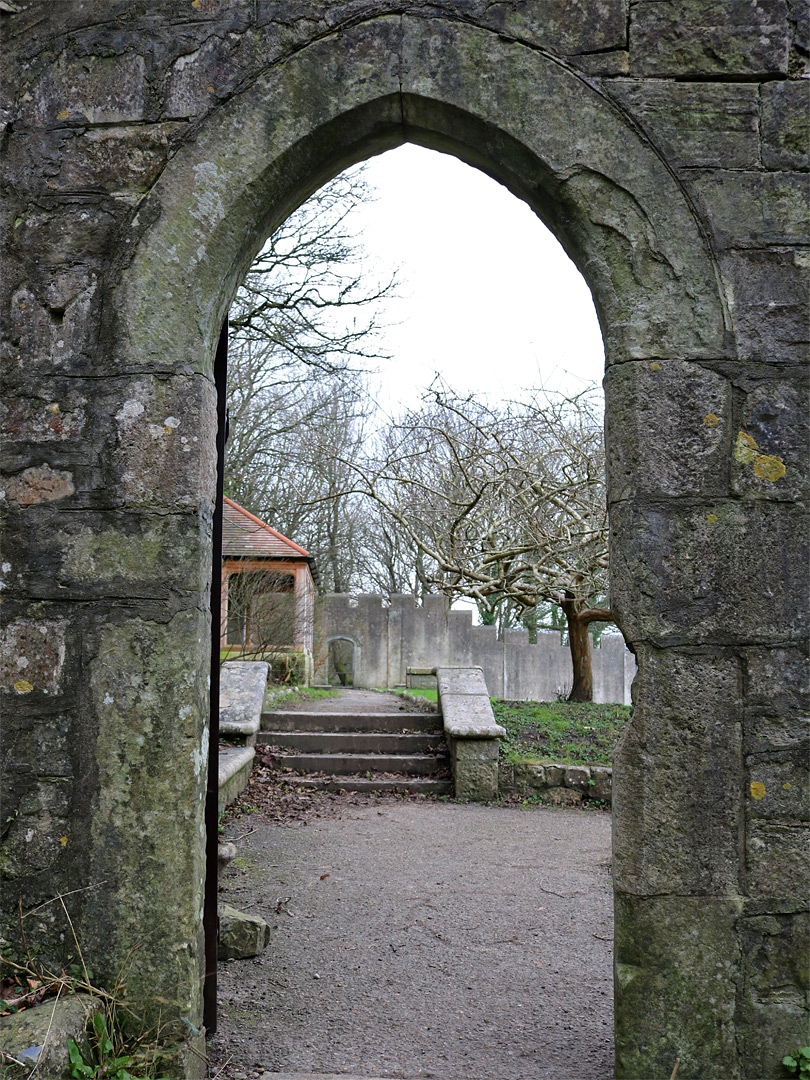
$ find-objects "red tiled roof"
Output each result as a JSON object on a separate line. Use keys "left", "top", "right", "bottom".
{"left": 222, "top": 497, "right": 311, "bottom": 559}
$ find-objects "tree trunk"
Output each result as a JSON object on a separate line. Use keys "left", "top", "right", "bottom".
{"left": 560, "top": 596, "right": 615, "bottom": 703}
{"left": 561, "top": 598, "right": 594, "bottom": 702}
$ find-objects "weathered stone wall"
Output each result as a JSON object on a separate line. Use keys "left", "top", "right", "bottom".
{"left": 318, "top": 592, "right": 635, "bottom": 703}
{"left": 1, "top": 3, "right": 807, "bottom": 1076}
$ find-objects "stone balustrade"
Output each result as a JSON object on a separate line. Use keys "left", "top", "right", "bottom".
{"left": 434, "top": 666, "right": 505, "bottom": 801}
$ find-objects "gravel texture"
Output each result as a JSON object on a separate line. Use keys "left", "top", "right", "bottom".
{"left": 208, "top": 799, "right": 613, "bottom": 1080}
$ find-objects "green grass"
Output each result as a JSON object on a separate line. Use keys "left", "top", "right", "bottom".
{"left": 264, "top": 684, "right": 339, "bottom": 707}
{"left": 400, "top": 687, "right": 438, "bottom": 702}
{"left": 492, "top": 699, "right": 631, "bottom": 767}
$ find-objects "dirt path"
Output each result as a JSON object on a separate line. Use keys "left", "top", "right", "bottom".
{"left": 208, "top": 800, "right": 613, "bottom": 1080}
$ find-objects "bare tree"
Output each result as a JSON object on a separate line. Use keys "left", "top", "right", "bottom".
{"left": 224, "top": 164, "right": 395, "bottom": 567}
{"left": 349, "top": 384, "right": 613, "bottom": 701}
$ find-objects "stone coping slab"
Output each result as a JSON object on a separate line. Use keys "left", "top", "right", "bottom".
{"left": 219, "top": 661, "right": 269, "bottom": 737}
{"left": 434, "top": 666, "right": 506, "bottom": 739}
{"left": 439, "top": 693, "right": 506, "bottom": 738}
{"left": 218, "top": 745, "right": 255, "bottom": 786}
{"left": 434, "top": 665, "right": 491, "bottom": 697}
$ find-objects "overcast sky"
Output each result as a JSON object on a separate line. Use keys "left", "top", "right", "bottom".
{"left": 349, "top": 143, "right": 605, "bottom": 416}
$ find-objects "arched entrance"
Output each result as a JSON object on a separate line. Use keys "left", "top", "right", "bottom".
{"left": 3, "top": 8, "right": 804, "bottom": 1079}
{"left": 112, "top": 23, "right": 730, "bottom": 1073}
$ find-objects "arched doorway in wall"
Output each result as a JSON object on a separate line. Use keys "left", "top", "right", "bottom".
{"left": 109, "top": 18, "right": 730, "bottom": 1075}
{"left": 326, "top": 636, "right": 358, "bottom": 687}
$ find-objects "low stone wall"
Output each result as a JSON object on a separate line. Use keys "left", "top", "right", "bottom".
{"left": 319, "top": 593, "right": 635, "bottom": 704}
{"left": 499, "top": 761, "right": 613, "bottom": 806}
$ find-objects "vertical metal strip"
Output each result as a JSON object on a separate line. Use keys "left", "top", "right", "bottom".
{"left": 203, "top": 319, "right": 228, "bottom": 1035}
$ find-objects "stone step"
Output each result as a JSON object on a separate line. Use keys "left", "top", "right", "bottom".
{"left": 268, "top": 752, "right": 449, "bottom": 776}
{"left": 261, "top": 710, "right": 441, "bottom": 733}
{"left": 257, "top": 731, "right": 445, "bottom": 754}
{"left": 284, "top": 775, "right": 454, "bottom": 796}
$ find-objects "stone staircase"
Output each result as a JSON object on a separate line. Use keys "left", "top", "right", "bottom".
{"left": 257, "top": 689, "right": 453, "bottom": 795}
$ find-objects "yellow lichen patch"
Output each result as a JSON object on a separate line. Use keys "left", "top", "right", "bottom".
{"left": 14, "top": 679, "right": 34, "bottom": 694}
{"left": 59, "top": 835, "right": 68, "bottom": 847}
{"left": 49, "top": 402, "right": 60, "bottom": 414}
{"left": 782, "top": 782, "right": 791, "bottom": 791}
{"left": 704, "top": 414, "right": 719, "bottom": 428}
{"left": 735, "top": 431, "right": 759, "bottom": 464}
{"left": 750, "top": 781, "right": 766, "bottom": 800}
{"left": 57, "top": 109, "right": 71, "bottom": 120}
{"left": 650, "top": 362, "right": 660, "bottom": 371}
{"left": 706, "top": 513, "right": 718, "bottom": 524}
{"left": 753, "top": 454, "right": 786, "bottom": 482}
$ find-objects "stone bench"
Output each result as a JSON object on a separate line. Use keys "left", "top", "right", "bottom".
{"left": 434, "top": 666, "right": 505, "bottom": 801}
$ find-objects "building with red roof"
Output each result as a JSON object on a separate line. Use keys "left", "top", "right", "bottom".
{"left": 221, "top": 497, "right": 317, "bottom": 678}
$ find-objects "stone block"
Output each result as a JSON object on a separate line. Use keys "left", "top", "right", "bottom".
{"left": 739, "top": 911, "right": 809, "bottom": 1007}
{"left": 218, "top": 902, "right": 270, "bottom": 960}
{"left": 52, "top": 124, "right": 185, "bottom": 195}
{"left": 589, "top": 766, "right": 613, "bottom": 801}
{"left": 611, "top": 501, "right": 809, "bottom": 646}
{"left": 5, "top": 276, "right": 102, "bottom": 385}
{"left": 450, "top": 737, "right": 499, "bottom": 802}
{"left": 0, "top": 618, "right": 67, "bottom": 696}
{"left": 544, "top": 787, "right": 582, "bottom": 806}
{"left": 605, "top": 360, "right": 731, "bottom": 503}
{"left": 472, "top": 0, "right": 628, "bottom": 56}
{"left": 52, "top": 511, "right": 211, "bottom": 602}
{"left": 607, "top": 80, "right": 761, "bottom": 169}
{"left": 2, "top": 389, "right": 88, "bottom": 447}
{"left": 564, "top": 765, "right": 591, "bottom": 792}
{"left": 614, "top": 894, "right": 742, "bottom": 1078}
{"left": 12, "top": 205, "right": 117, "bottom": 267}
{"left": 692, "top": 170, "right": 810, "bottom": 250}
{"left": 745, "top": 820, "right": 810, "bottom": 900}
{"left": 112, "top": 375, "right": 217, "bottom": 511}
{"left": 746, "top": 749, "right": 810, "bottom": 821}
{"left": 0, "top": 992, "right": 102, "bottom": 1079}
{"left": 511, "top": 762, "right": 547, "bottom": 793}
{"left": 542, "top": 763, "right": 565, "bottom": 789}
{"left": 736, "top": 1001, "right": 810, "bottom": 1079}
{"left": 612, "top": 647, "right": 744, "bottom": 895}
{"left": 761, "top": 80, "right": 810, "bottom": 170}
{"left": 731, "top": 377, "right": 810, "bottom": 502}
{"left": 1, "top": 776, "right": 73, "bottom": 877}
{"left": 743, "top": 646, "right": 810, "bottom": 753}
{"left": 29, "top": 52, "right": 147, "bottom": 125}
{"left": 719, "top": 248, "right": 809, "bottom": 364}
{"left": 165, "top": 34, "right": 239, "bottom": 120}
{"left": 81, "top": 608, "right": 209, "bottom": 1026}
{"left": 629, "top": 0, "right": 789, "bottom": 76}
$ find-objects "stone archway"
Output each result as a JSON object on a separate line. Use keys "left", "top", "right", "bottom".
{"left": 2, "top": 7, "right": 806, "bottom": 1078}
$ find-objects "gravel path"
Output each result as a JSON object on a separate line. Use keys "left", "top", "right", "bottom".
{"left": 209, "top": 799, "right": 613, "bottom": 1080}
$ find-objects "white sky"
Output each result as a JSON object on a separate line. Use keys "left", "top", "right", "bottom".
{"left": 350, "top": 144, "right": 605, "bottom": 416}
